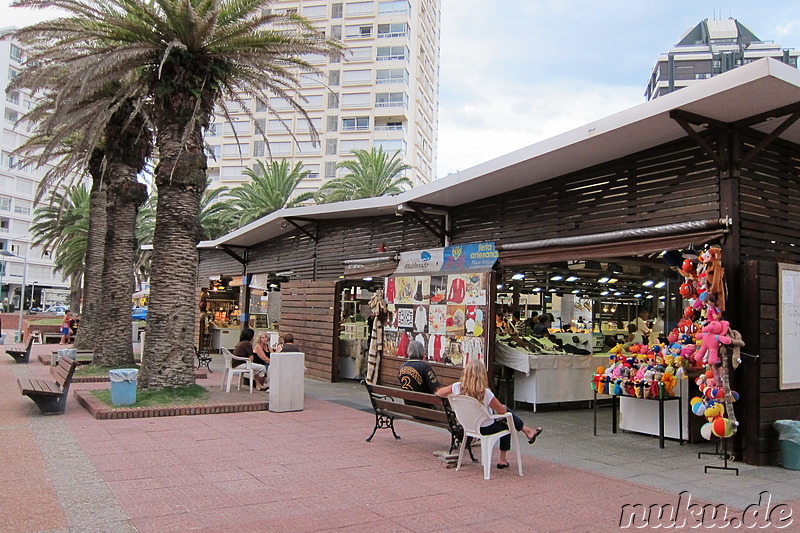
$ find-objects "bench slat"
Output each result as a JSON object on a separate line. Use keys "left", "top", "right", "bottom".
{"left": 368, "top": 385, "right": 445, "bottom": 405}
{"left": 372, "top": 399, "right": 449, "bottom": 423}
{"left": 18, "top": 378, "right": 62, "bottom": 396}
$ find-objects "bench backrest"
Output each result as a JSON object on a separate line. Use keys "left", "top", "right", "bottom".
{"left": 365, "top": 383, "right": 450, "bottom": 424}
{"left": 54, "top": 356, "right": 78, "bottom": 389}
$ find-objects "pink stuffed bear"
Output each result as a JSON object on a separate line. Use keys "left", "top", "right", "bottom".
{"left": 694, "top": 320, "right": 732, "bottom": 366}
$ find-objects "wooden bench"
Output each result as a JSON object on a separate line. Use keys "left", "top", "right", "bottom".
{"left": 364, "top": 382, "right": 474, "bottom": 459}
{"left": 6, "top": 337, "right": 34, "bottom": 364}
{"left": 18, "top": 355, "right": 78, "bottom": 415}
{"left": 50, "top": 349, "right": 94, "bottom": 365}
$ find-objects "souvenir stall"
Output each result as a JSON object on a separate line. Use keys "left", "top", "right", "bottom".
{"left": 337, "top": 282, "right": 377, "bottom": 380}
{"left": 202, "top": 276, "right": 242, "bottom": 351}
{"left": 378, "top": 243, "right": 499, "bottom": 380}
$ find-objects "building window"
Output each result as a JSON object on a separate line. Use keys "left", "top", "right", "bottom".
{"left": 340, "top": 139, "right": 370, "bottom": 153}
{"left": 5, "top": 109, "right": 19, "bottom": 125}
{"left": 7, "top": 68, "right": 19, "bottom": 81}
{"left": 345, "top": 1, "right": 374, "bottom": 16}
{"left": 9, "top": 44, "right": 23, "bottom": 63}
{"left": 328, "top": 92, "right": 339, "bottom": 109}
{"left": 223, "top": 121, "right": 250, "bottom": 135}
{"left": 209, "top": 145, "right": 221, "bottom": 159}
{"left": 253, "top": 118, "right": 267, "bottom": 134}
{"left": 346, "top": 24, "right": 373, "bottom": 38}
{"left": 327, "top": 115, "right": 339, "bottom": 132}
{"left": 377, "top": 46, "right": 406, "bottom": 61}
{"left": 0, "top": 218, "right": 8, "bottom": 233}
{"left": 342, "top": 69, "right": 372, "bottom": 85}
{"left": 377, "top": 23, "right": 407, "bottom": 38}
{"left": 269, "top": 97, "right": 292, "bottom": 110}
{"left": 330, "top": 25, "right": 342, "bottom": 40}
{"left": 296, "top": 141, "right": 320, "bottom": 154}
{"left": 378, "top": 0, "right": 408, "bottom": 14}
{"left": 328, "top": 70, "right": 340, "bottom": 86}
{"left": 346, "top": 46, "right": 372, "bottom": 62}
{"left": 326, "top": 139, "right": 337, "bottom": 155}
{"left": 6, "top": 90, "right": 19, "bottom": 105}
{"left": 296, "top": 117, "right": 322, "bottom": 133}
{"left": 374, "top": 139, "right": 405, "bottom": 153}
{"left": 304, "top": 95, "right": 323, "bottom": 109}
{"left": 0, "top": 197, "right": 10, "bottom": 211}
{"left": 220, "top": 166, "right": 245, "bottom": 180}
{"left": 342, "top": 117, "right": 369, "bottom": 131}
{"left": 206, "top": 123, "right": 220, "bottom": 136}
{"left": 222, "top": 143, "right": 250, "bottom": 158}
{"left": 376, "top": 68, "right": 407, "bottom": 84}
{"left": 253, "top": 141, "right": 265, "bottom": 157}
{"left": 341, "top": 92, "right": 371, "bottom": 108}
{"left": 303, "top": 4, "right": 326, "bottom": 18}
{"left": 325, "top": 161, "right": 337, "bottom": 178}
{"left": 255, "top": 99, "right": 268, "bottom": 112}
{"left": 331, "top": 3, "right": 343, "bottom": 18}
{"left": 268, "top": 142, "right": 291, "bottom": 155}
{"left": 304, "top": 164, "right": 321, "bottom": 179}
{"left": 375, "top": 92, "right": 406, "bottom": 108}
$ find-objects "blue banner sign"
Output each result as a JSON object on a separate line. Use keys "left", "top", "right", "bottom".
{"left": 396, "top": 242, "right": 498, "bottom": 274}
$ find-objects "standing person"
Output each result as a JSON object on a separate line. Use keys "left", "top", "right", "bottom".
{"left": 59, "top": 311, "right": 72, "bottom": 344}
{"left": 69, "top": 313, "right": 80, "bottom": 337}
{"left": 532, "top": 314, "right": 551, "bottom": 337}
{"left": 649, "top": 312, "right": 664, "bottom": 345}
{"left": 233, "top": 328, "right": 267, "bottom": 391}
{"left": 437, "top": 360, "right": 543, "bottom": 470}
{"left": 277, "top": 333, "right": 299, "bottom": 352}
{"left": 634, "top": 309, "right": 651, "bottom": 339}
{"left": 398, "top": 341, "right": 441, "bottom": 394}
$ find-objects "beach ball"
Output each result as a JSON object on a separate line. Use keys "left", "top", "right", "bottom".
{"left": 692, "top": 402, "right": 706, "bottom": 416}
{"left": 690, "top": 397, "right": 703, "bottom": 406}
{"left": 730, "top": 391, "right": 740, "bottom": 402}
{"left": 700, "top": 422, "right": 714, "bottom": 440}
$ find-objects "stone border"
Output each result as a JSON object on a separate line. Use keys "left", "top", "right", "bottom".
{"left": 45, "top": 360, "right": 208, "bottom": 381}
{"left": 74, "top": 390, "right": 268, "bottom": 420}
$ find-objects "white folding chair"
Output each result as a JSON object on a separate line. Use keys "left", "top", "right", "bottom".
{"left": 448, "top": 394, "right": 523, "bottom": 480}
{"left": 220, "top": 347, "right": 255, "bottom": 393}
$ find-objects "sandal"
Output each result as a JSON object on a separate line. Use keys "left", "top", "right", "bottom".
{"left": 496, "top": 462, "right": 510, "bottom": 469}
{"left": 528, "top": 427, "right": 543, "bottom": 444}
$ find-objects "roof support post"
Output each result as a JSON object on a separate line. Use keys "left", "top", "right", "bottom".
{"left": 670, "top": 110, "right": 728, "bottom": 171}
{"left": 406, "top": 202, "right": 451, "bottom": 246}
{"left": 283, "top": 218, "right": 318, "bottom": 242}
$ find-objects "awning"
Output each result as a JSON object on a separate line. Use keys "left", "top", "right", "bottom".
{"left": 343, "top": 261, "right": 399, "bottom": 279}
{"left": 498, "top": 229, "right": 727, "bottom": 266}
{"left": 132, "top": 289, "right": 150, "bottom": 298}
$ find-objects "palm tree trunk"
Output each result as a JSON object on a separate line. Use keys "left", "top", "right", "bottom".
{"left": 74, "top": 163, "right": 106, "bottom": 352}
{"left": 69, "top": 274, "right": 82, "bottom": 313}
{"left": 138, "top": 122, "right": 207, "bottom": 389}
{"left": 93, "top": 174, "right": 146, "bottom": 367}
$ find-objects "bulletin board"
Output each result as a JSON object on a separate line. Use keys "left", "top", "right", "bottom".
{"left": 779, "top": 263, "right": 800, "bottom": 389}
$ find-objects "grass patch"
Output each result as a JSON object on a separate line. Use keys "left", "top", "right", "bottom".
{"left": 91, "top": 384, "right": 209, "bottom": 408}
{"left": 27, "top": 318, "right": 63, "bottom": 326}
{"left": 75, "top": 365, "right": 122, "bottom": 377}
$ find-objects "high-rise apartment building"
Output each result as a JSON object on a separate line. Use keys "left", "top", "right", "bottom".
{"left": 645, "top": 18, "right": 799, "bottom": 100}
{"left": 1, "top": 28, "right": 70, "bottom": 311}
{"left": 206, "top": 0, "right": 440, "bottom": 197}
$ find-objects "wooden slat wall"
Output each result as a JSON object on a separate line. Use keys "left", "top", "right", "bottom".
{"left": 198, "top": 248, "right": 242, "bottom": 280}
{"left": 281, "top": 280, "right": 340, "bottom": 381}
{"left": 738, "top": 135, "right": 800, "bottom": 465}
{"left": 452, "top": 139, "right": 720, "bottom": 244}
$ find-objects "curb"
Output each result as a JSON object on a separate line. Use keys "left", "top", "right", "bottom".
{"left": 74, "top": 390, "right": 268, "bottom": 420}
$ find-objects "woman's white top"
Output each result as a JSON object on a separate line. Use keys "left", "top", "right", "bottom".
{"left": 452, "top": 382, "right": 495, "bottom": 427}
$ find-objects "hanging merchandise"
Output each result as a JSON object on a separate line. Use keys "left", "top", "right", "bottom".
{"left": 365, "top": 289, "right": 388, "bottom": 384}
{"left": 383, "top": 242, "right": 498, "bottom": 368}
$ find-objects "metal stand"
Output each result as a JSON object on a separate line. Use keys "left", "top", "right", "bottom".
{"left": 703, "top": 437, "right": 739, "bottom": 475}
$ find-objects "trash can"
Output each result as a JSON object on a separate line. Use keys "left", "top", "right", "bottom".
{"left": 109, "top": 369, "right": 139, "bottom": 406}
{"left": 773, "top": 420, "right": 800, "bottom": 470}
{"left": 0, "top": 333, "right": 5, "bottom": 345}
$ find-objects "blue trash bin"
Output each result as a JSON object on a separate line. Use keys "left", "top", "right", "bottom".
{"left": 774, "top": 420, "right": 800, "bottom": 470}
{"left": 109, "top": 369, "right": 139, "bottom": 405}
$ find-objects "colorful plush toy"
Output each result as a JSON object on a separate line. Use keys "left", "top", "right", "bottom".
{"left": 694, "top": 320, "right": 732, "bottom": 366}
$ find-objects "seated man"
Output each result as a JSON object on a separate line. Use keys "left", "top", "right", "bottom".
{"left": 398, "top": 341, "right": 441, "bottom": 407}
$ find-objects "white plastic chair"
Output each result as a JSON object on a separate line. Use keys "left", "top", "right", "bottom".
{"left": 220, "top": 347, "right": 255, "bottom": 393}
{"left": 448, "top": 394, "right": 523, "bottom": 480}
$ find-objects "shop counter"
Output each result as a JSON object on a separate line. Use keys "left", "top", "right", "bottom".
{"left": 211, "top": 327, "right": 241, "bottom": 351}
{"left": 618, "top": 376, "right": 690, "bottom": 441}
{"left": 495, "top": 342, "right": 609, "bottom": 410}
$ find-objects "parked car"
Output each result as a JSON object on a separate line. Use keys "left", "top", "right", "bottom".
{"left": 45, "top": 305, "right": 68, "bottom": 315}
{"left": 132, "top": 307, "right": 148, "bottom": 321}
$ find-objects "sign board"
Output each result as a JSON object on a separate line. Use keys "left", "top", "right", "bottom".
{"left": 395, "top": 242, "right": 498, "bottom": 274}
{"left": 779, "top": 263, "right": 800, "bottom": 389}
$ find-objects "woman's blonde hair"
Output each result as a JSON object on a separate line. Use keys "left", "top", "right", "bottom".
{"left": 459, "top": 359, "right": 488, "bottom": 403}
{"left": 257, "top": 332, "right": 269, "bottom": 343}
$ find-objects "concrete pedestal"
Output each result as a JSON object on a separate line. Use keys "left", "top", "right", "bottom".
{"left": 269, "top": 351, "right": 305, "bottom": 412}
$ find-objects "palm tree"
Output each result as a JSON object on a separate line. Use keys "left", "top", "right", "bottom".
{"left": 228, "top": 160, "right": 314, "bottom": 226}
{"left": 315, "top": 147, "right": 413, "bottom": 204}
{"left": 13, "top": 0, "right": 341, "bottom": 389}
{"left": 30, "top": 185, "right": 90, "bottom": 312}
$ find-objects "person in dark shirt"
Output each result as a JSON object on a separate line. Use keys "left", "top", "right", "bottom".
{"left": 277, "top": 333, "right": 300, "bottom": 352}
{"left": 398, "top": 341, "right": 441, "bottom": 407}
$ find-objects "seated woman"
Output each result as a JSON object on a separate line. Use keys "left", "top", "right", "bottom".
{"left": 253, "top": 332, "right": 272, "bottom": 389}
{"left": 436, "top": 360, "right": 543, "bottom": 470}
{"left": 232, "top": 328, "right": 267, "bottom": 391}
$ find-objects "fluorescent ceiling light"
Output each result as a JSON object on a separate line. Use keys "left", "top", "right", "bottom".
{"left": 550, "top": 275, "right": 564, "bottom": 281}
{"left": 362, "top": 277, "right": 373, "bottom": 281}
{"left": 600, "top": 290, "right": 610, "bottom": 296}
{"left": 511, "top": 272, "right": 525, "bottom": 280}
{"left": 655, "top": 281, "right": 666, "bottom": 289}
{"left": 598, "top": 277, "right": 610, "bottom": 283}
{"left": 608, "top": 278, "right": 619, "bottom": 284}
{"left": 571, "top": 289, "right": 580, "bottom": 293}
{"left": 532, "top": 287, "right": 542, "bottom": 292}
{"left": 642, "top": 280, "right": 654, "bottom": 287}
{"left": 634, "top": 293, "right": 643, "bottom": 298}
{"left": 566, "top": 276, "right": 579, "bottom": 282}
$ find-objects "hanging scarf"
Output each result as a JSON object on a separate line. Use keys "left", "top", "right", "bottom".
{"left": 365, "top": 290, "right": 388, "bottom": 384}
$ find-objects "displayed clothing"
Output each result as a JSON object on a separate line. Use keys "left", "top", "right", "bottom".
{"left": 447, "top": 277, "right": 465, "bottom": 304}
{"left": 414, "top": 306, "right": 427, "bottom": 333}
{"left": 386, "top": 278, "right": 396, "bottom": 303}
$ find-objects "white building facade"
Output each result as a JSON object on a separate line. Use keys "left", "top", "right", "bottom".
{"left": 206, "top": 0, "right": 441, "bottom": 196}
{"left": 1, "top": 29, "right": 70, "bottom": 312}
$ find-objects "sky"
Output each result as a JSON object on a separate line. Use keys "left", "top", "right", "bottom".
{"left": 3, "top": 0, "right": 800, "bottom": 179}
